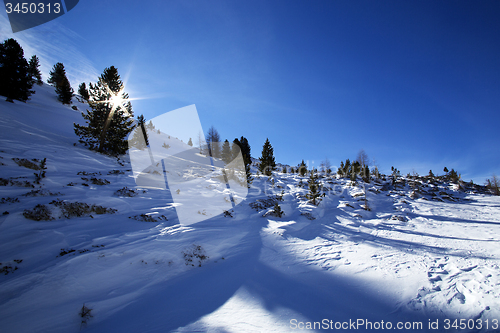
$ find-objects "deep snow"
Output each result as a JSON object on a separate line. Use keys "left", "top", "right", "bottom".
{"left": 0, "top": 85, "right": 499, "bottom": 332}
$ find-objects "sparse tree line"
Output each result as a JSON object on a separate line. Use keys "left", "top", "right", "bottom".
{"left": 2, "top": 37, "right": 499, "bottom": 197}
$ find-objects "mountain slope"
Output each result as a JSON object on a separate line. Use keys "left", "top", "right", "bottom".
{"left": 0, "top": 86, "right": 499, "bottom": 333}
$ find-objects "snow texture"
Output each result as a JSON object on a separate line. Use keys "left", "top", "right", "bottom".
{"left": 0, "top": 85, "right": 499, "bottom": 332}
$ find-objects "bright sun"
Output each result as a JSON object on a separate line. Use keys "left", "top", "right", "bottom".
{"left": 109, "top": 94, "right": 124, "bottom": 108}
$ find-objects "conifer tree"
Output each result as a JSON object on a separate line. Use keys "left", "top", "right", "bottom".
{"left": 298, "top": 160, "right": 307, "bottom": 176}
{"left": 56, "top": 75, "right": 73, "bottom": 104}
{"left": 74, "top": 66, "right": 134, "bottom": 155}
{"left": 187, "top": 138, "right": 193, "bottom": 146}
{"left": 28, "top": 55, "right": 43, "bottom": 85}
{"left": 351, "top": 161, "right": 361, "bottom": 181}
{"left": 259, "top": 138, "right": 276, "bottom": 176}
{"left": 306, "top": 172, "right": 321, "bottom": 205}
{"left": 273, "top": 202, "right": 284, "bottom": 217}
{"left": 0, "top": 38, "right": 33, "bottom": 102}
{"left": 233, "top": 136, "right": 252, "bottom": 187}
{"left": 78, "top": 82, "right": 89, "bottom": 101}
{"left": 221, "top": 139, "right": 232, "bottom": 164}
{"left": 448, "top": 169, "right": 460, "bottom": 183}
{"left": 362, "top": 165, "right": 370, "bottom": 182}
{"left": 129, "top": 114, "right": 148, "bottom": 150}
{"left": 47, "top": 62, "right": 66, "bottom": 87}
{"left": 48, "top": 62, "right": 73, "bottom": 104}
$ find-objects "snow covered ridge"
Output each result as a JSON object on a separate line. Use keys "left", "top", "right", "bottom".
{"left": 0, "top": 85, "right": 500, "bottom": 332}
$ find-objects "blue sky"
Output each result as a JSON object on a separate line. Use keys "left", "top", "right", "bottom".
{"left": 1, "top": 0, "right": 499, "bottom": 182}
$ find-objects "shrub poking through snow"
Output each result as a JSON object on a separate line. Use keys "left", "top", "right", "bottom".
{"left": 114, "top": 187, "right": 140, "bottom": 197}
{"left": 23, "top": 204, "right": 53, "bottom": 221}
{"left": 182, "top": 244, "right": 209, "bottom": 267}
{"left": 0, "top": 197, "right": 19, "bottom": 204}
{"left": 79, "top": 304, "right": 93, "bottom": 328}
{"left": 50, "top": 199, "right": 117, "bottom": 218}
{"left": 23, "top": 200, "right": 117, "bottom": 220}
{"left": 22, "top": 189, "right": 61, "bottom": 197}
{"left": 272, "top": 202, "right": 284, "bottom": 217}
{"left": 12, "top": 158, "right": 43, "bottom": 170}
{"left": 33, "top": 158, "right": 47, "bottom": 184}
{"left": 90, "top": 177, "right": 110, "bottom": 185}
{"left": 129, "top": 214, "right": 168, "bottom": 222}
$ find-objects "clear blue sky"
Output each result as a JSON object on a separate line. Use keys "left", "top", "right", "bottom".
{"left": 1, "top": 0, "right": 499, "bottom": 182}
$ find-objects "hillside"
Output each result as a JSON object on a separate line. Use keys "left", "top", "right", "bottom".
{"left": 0, "top": 86, "right": 500, "bottom": 333}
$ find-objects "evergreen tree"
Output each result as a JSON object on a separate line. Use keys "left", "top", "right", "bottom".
{"left": 428, "top": 170, "right": 435, "bottom": 178}
{"left": 187, "top": 137, "right": 193, "bottom": 146}
{"left": 448, "top": 169, "right": 460, "bottom": 183}
{"left": 259, "top": 138, "right": 276, "bottom": 176}
{"left": 273, "top": 202, "right": 284, "bottom": 218}
{"left": 48, "top": 62, "right": 73, "bottom": 104}
{"left": 147, "top": 120, "right": 155, "bottom": 130}
{"left": 129, "top": 114, "right": 148, "bottom": 150}
{"left": 78, "top": 82, "right": 89, "bottom": 101}
{"left": 47, "top": 62, "right": 66, "bottom": 87}
{"left": 0, "top": 38, "right": 34, "bottom": 102}
{"left": 238, "top": 137, "right": 251, "bottom": 166}
{"left": 56, "top": 75, "right": 73, "bottom": 104}
{"left": 221, "top": 139, "right": 232, "bottom": 164}
{"left": 232, "top": 138, "right": 241, "bottom": 159}
{"left": 362, "top": 165, "right": 370, "bottom": 182}
{"left": 233, "top": 136, "right": 252, "bottom": 187}
{"left": 28, "top": 55, "right": 43, "bottom": 85}
{"left": 74, "top": 66, "right": 134, "bottom": 155}
{"left": 338, "top": 161, "right": 345, "bottom": 177}
{"left": 391, "top": 166, "right": 401, "bottom": 186}
{"left": 351, "top": 161, "right": 361, "bottom": 181}
{"left": 306, "top": 172, "right": 321, "bottom": 205}
{"left": 298, "top": 160, "right": 307, "bottom": 176}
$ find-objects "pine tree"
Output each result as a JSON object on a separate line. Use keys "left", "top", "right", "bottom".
{"left": 362, "top": 165, "right": 370, "bottom": 182}
{"left": 298, "top": 160, "right": 307, "bottom": 176}
{"left": 129, "top": 114, "right": 148, "bottom": 150}
{"left": 47, "top": 62, "right": 66, "bottom": 87}
{"left": 351, "top": 161, "right": 361, "bottom": 181}
{"left": 448, "top": 169, "right": 460, "bottom": 183}
{"left": 56, "top": 76, "right": 73, "bottom": 104}
{"left": 273, "top": 202, "right": 284, "bottom": 217}
{"left": 259, "top": 138, "right": 276, "bottom": 176}
{"left": 78, "top": 82, "right": 89, "bottom": 101}
{"left": 74, "top": 66, "right": 134, "bottom": 155}
{"left": 187, "top": 138, "right": 193, "bottom": 146}
{"left": 233, "top": 136, "right": 252, "bottom": 187}
{"left": 221, "top": 139, "right": 232, "bottom": 164}
{"left": 306, "top": 172, "right": 321, "bottom": 205}
{"left": 48, "top": 62, "right": 73, "bottom": 104}
{"left": 0, "top": 38, "right": 34, "bottom": 102}
{"left": 28, "top": 55, "right": 43, "bottom": 85}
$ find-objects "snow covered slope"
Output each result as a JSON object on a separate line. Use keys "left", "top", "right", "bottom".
{"left": 0, "top": 86, "right": 500, "bottom": 333}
